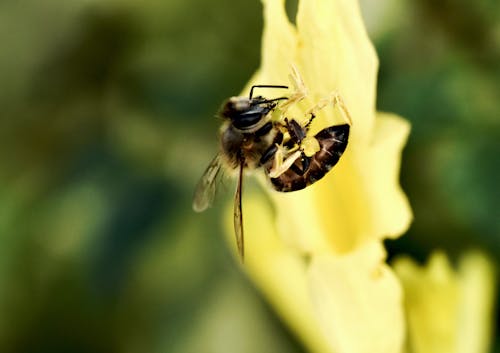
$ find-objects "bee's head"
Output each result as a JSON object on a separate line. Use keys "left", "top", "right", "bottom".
{"left": 220, "top": 96, "right": 272, "bottom": 132}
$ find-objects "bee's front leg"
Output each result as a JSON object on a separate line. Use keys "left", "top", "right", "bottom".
{"left": 279, "top": 64, "right": 307, "bottom": 113}
{"left": 305, "top": 91, "right": 353, "bottom": 126}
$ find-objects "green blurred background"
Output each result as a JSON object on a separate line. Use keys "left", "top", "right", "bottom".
{"left": 0, "top": 0, "right": 498, "bottom": 352}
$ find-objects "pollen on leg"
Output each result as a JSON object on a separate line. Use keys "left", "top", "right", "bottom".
{"left": 301, "top": 136, "right": 320, "bottom": 157}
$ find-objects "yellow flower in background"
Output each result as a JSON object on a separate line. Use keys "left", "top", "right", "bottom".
{"left": 223, "top": 0, "right": 412, "bottom": 352}
{"left": 393, "top": 252, "right": 496, "bottom": 353}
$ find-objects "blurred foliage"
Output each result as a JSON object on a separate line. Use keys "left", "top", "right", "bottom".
{"left": 0, "top": 0, "right": 498, "bottom": 352}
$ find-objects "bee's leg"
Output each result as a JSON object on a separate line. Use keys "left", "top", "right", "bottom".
{"left": 267, "top": 117, "right": 312, "bottom": 177}
{"left": 301, "top": 152, "right": 310, "bottom": 172}
{"left": 304, "top": 112, "right": 317, "bottom": 131}
{"left": 285, "top": 118, "right": 307, "bottom": 144}
{"left": 305, "top": 91, "right": 353, "bottom": 126}
{"left": 268, "top": 149, "right": 301, "bottom": 178}
{"left": 255, "top": 121, "right": 273, "bottom": 138}
{"left": 259, "top": 130, "right": 284, "bottom": 165}
{"left": 331, "top": 91, "right": 353, "bottom": 125}
{"left": 280, "top": 64, "right": 307, "bottom": 113}
{"left": 259, "top": 144, "right": 278, "bottom": 165}
{"left": 293, "top": 104, "right": 319, "bottom": 134}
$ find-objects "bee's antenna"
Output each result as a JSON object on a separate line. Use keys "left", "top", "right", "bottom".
{"left": 249, "top": 85, "right": 288, "bottom": 99}
{"left": 259, "top": 97, "right": 288, "bottom": 104}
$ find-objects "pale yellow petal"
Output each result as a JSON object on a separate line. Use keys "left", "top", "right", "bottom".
{"left": 456, "top": 253, "right": 496, "bottom": 353}
{"left": 296, "top": 0, "right": 378, "bottom": 143}
{"left": 394, "top": 253, "right": 458, "bottom": 353}
{"left": 308, "top": 242, "right": 405, "bottom": 353}
{"left": 364, "top": 112, "right": 413, "bottom": 239}
{"left": 260, "top": 0, "right": 297, "bottom": 82}
{"left": 224, "top": 194, "right": 333, "bottom": 353}
{"left": 393, "top": 252, "right": 496, "bottom": 353}
{"left": 242, "top": 0, "right": 297, "bottom": 94}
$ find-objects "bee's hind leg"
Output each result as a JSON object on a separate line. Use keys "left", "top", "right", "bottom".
{"left": 267, "top": 148, "right": 302, "bottom": 178}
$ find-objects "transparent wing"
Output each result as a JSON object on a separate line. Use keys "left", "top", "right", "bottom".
{"left": 192, "top": 154, "right": 223, "bottom": 212}
{"left": 234, "top": 161, "right": 244, "bottom": 260}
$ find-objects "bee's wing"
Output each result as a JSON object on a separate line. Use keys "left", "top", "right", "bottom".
{"left": 234, "top": 161, "right": 244, "bottom": 260}
{"left": 192, "top": 154, "right": 224, "bottom": 212}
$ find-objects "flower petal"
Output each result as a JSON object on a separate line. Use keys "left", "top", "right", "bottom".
{"left": 243, "top": 0, "right": 297, "bottom": 93}
{"left": 393, "top": 252, "right": 496, "bottom": 353}
{"left": 456, "top": 253, "right": 496, "bottom": 353}
{"left": 296, "top": 0, "right": 378, "bottom": 142}
{"left": 364, "top": 112, "right": 413, "bottom": 239}
{"left": 224, "top": 195, "right": 333, "bottom": 353}
{"left": 308, "top": 242, "right": 405, "bottom": 353}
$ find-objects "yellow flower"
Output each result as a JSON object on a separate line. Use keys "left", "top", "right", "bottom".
{"left": 225, "top": 0, "right": 412, "bottom": 352}
{"left": 393, "top": 252, "right": 496, "bottom": 353}
{"left": 244, "top": 0, "right": 412, "bottom": 255}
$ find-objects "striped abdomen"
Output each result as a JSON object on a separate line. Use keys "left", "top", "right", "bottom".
{"left": 269, "top": 124, "right": 349, "bottom": 192}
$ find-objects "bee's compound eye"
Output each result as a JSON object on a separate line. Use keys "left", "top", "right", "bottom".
{"left": 221, "top": 97, "right": 269, "bottom": 131}
{"left": 231, "top": 111, "right": 264, "bottom": 130}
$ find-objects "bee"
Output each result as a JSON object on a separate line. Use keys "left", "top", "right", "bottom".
{"left": 193, "top": 71, "right": 351, "bottom": 260}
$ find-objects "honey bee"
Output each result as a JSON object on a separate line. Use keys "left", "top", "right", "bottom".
{"left": 193, "top": 70, "right": 352, "bottom": 260}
